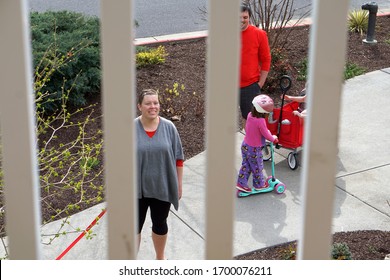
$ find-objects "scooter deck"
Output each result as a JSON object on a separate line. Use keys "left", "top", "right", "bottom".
{"left": 237, "top": 186, "right": 274, "bottom": 197}
{"left": 237, "top": 177, "right": 286, "bottom": 197}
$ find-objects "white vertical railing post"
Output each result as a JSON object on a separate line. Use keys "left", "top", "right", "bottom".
{"left": 100, "top": 0, "right": 137, "bottom": 259}
{"left": 0, "top": 0, "right": 42, "bottom": 259}
{"left": 205, "top": 0, "right": 241, "bottom": 259}
{"left": 298, "top": 0, "right": 350, "bottom": 259}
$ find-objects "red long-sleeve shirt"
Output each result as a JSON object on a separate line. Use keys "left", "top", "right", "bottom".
{"left": 240, "top": 25, "right": 271, "bottom": 88}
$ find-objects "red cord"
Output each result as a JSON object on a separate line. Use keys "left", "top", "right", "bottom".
{"left": 55, "top": 208, "right": 107, "bottom": 260}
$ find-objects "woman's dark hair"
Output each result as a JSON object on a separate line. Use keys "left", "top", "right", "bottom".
{"left": 251, "top": 106, "right": 268, "bottom": 119}
{"left": 241, "top": 3, "right": 252, "bottom": 17}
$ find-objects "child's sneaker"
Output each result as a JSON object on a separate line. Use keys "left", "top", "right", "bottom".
{"left": 236, "top": 185, "right": 251, "bottom": 192}
{"left": 253, "top": 184, "right": 267, "bottom": 190}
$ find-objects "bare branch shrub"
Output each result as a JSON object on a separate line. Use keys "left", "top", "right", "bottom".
{"left": 243, "top": 0, "right": 311, "bottom": 50}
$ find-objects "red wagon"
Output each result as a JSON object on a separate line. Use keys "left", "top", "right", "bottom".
{"left": 263, "top": 76, "right": 304, "bottom": 170}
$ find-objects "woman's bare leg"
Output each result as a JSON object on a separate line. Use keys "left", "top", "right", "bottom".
{"left": 152, "top": 232, "right": 167, "bottom": 260}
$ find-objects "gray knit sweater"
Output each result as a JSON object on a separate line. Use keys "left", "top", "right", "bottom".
{"left": 135, "top": 116, "right": 184, "bottom": 210}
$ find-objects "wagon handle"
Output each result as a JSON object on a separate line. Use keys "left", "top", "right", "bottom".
{"left": 276, "top": 75, "right": 292, "bottom": 148}
{"left": 279, "top": 75, "right": 292, "bottom": 92}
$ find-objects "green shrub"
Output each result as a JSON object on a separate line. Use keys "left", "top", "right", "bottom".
{"left": 136, "top": 45, "right": 167, "bottom": 68}
{"left": 348, "top": 10, "right": 368, "bottom": 34}
{"left": 30, "top": 11, "right": 101, "bottom": 112}
{"left": 297, "top": 58, "right": 308, "bottom": 81}
{"left": 295, "top": 59, "right": 365, "bottom": 82}
{"left": 344, "top": 63, "right": 365, "bottom": 79}
{"left": 331, "top": 243, "right": 353, "bottom": 260}
{"left": 279, "top": 243, "right": 297, "bottom": 260}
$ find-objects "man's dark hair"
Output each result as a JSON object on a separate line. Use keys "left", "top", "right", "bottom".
{"left": 241, "top": 3, "right": 252, "bottom": 17}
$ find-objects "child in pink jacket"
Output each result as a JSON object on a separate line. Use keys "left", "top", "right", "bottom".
{"left": 236, "top": 95, "right": 278, "bottom": 192}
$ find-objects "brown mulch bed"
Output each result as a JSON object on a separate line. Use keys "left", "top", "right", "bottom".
{"left": 235, "top": 230, "right": 390, "bottom": 260}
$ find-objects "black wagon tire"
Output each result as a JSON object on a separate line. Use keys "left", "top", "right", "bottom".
{"left": 262, "top": 144, "right": 272, "bottom": 161}
{"left": 287, "top": 152, "right": 299, "bottom": 170}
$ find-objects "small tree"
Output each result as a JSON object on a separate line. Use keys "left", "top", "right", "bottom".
{"left": 34, "top": 48, "right": 104, "bottom": 224}
{"left": 242, "top": 0, "right": 311, "bottom": 49}
{"left": 246, "top": 1, "right": 311, "bottom": 94}
{"left": 0, "top": 43, "right": 104, "bottom": 259}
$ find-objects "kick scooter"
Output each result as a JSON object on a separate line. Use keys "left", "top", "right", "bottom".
{"left": 237, "top": 142, "right": 286, "bottom": 197}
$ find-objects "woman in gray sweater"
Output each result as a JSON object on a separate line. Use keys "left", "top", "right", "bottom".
{"left": 136, "top": 89, "right": 184, "bottom": 260}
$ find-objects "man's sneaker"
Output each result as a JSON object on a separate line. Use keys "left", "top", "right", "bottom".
{"left": 236, "top": 185, "right": 251, "bottom": 193}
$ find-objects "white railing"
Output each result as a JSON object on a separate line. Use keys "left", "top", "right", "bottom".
{"left": 0, "top": 0, "right": 42, "bottom": 260}
{"left": 0, "top": 0, "right": 350, "bottom": 260}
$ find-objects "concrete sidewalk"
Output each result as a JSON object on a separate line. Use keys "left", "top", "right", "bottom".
{"left": 28, "top": 67, "right": 389, "bottom": 260}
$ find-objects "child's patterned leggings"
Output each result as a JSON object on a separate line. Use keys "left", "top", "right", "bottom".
{"left": 237, "top": 142, "right": 265, "bottom": 189}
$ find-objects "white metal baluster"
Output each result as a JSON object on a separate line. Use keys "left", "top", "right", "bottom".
{"left": 298, "top": 0, "right": 350, "bottom": 259}
{"left": 205, "top": 0, "right": 241, "bottom": 259}
{"left": 0, "top": 0, "right": 42, "bottom": 259}
{"left": 100, "top": 0, "right": 137, "bottom": 259}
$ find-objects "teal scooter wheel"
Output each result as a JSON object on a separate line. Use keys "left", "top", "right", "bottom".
{"left": 275, "top": 183, "right": 286, "bottom": 194}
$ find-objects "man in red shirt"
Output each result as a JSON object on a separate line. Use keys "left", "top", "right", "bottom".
{"left": 240, "top": 4, "right": 271, "bottom": 129}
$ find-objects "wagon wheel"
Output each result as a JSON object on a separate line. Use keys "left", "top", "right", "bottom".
{"left": 262, "top": 144, "right": 272, "bottom": 161}
{"left": 287, "top": 152, "right": 299, "bottom": 170}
